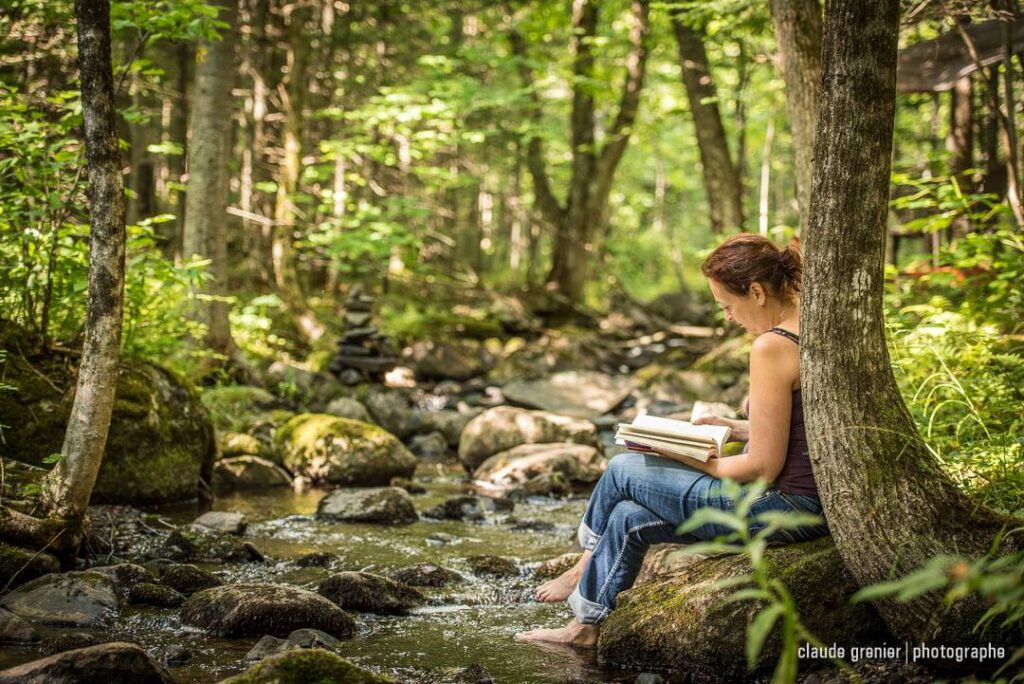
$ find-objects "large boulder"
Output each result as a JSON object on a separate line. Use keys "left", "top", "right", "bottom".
{"left": 315, "top": 487, "right": 418, "bottom": 525}
{"left": 0, "top": 543, "right": 60, "bottom": 591}
{"left": 180, "top": 584, "right": 356, "bottom": 639}
{"left": 597, "top": 538, "right": 890, "bottom": 680}
{"left": 219, "top": 649, "right": 392, "bottom": 684}
{"left": 0, "top": 642, "right": 174, "bottom": 684}
{"left": 0, "top": 327, "right": 215, "bottom": 504}
{"left": 0, "top": 571, "right": 120, "bottom": 628}
{"left": 457, "top": 407, "right": 600, "bottom": 472}
{"left": 316, "top": 572, "right": 424, "bottom": 614}
{"left": 212, "top": 456, "right": 292, "bottom": 489}
{"left": 502, "top": 371, "right": 635, "bottom": 420}
{"left": 472, "top": 443, "right": 606, "bottom": 494}
{"left": 274, "top": 414, "right": 416, "bottom": 486}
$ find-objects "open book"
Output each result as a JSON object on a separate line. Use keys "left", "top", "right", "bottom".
{"left": 614, "top": 414, "right": 731, "bottom": 463}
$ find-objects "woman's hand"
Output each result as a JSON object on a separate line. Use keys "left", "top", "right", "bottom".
{"left": 693, "top": 415, "right": 750, "bottom": 442}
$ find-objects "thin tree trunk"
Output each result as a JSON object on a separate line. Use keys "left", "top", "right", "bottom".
{"left": 168, "top": 41, "right": 191, "bottom": 263}
{"left": 803, "top": 0, "right": 1019, "bottom": 643}
{"left": 672, "top": 17, "right": 744, "bottom": 233}
{"left": 43, "top": 0, "right": 126, "bottom": 537}
{"left": 947, "top": 74, "right": 973, "bottom": 237}
{"left": 759, "top": 117, "right": 775, "bottom": 236}
{"left": 182, "top": 0, "right": 239, "bottom": 358}
{"left": 769, "top": 0, "right": 822, "bottom": 231}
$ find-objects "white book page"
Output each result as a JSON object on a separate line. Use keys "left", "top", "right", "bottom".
{"left": 630, "top": 414, "right": 731, "bottom": 453}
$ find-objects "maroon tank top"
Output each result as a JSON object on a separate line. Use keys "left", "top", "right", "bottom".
{"left": 743, "top": 327, "right": 820, "bottom": 497}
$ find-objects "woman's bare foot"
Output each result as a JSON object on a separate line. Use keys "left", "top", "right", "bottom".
{"left": 515, "top": 618, "right": 599, "bottom": 646}
{"left": 535, "top": 550, "right": 591, "bottom": 602}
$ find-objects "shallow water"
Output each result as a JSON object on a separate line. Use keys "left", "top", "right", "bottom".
{"left": 1, "top": 464, "right": 643, "bottom": 683}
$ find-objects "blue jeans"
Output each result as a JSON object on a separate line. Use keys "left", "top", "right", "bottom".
{"left": 568, "top": 451, "right": 830, "bottom": 624}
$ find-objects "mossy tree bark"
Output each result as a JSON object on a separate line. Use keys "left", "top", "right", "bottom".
{"left": 802, "top": 0, "right": 1021, "bottom": 643}
{"left": 768, "top": 0, "right": 822, "bottom": 231}
{"left": 40, "top": 0, "right": 125, "bottom": 550}
{"left": 671, "top": 16, "right": 744, "bottom": 234}
{"left": 182, "top": 0, "right": 243, "bottom": 363}
{"left": 509, "top": 0, "right": 650, "bottom": 315}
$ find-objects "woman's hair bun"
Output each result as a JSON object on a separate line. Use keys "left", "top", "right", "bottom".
{"left": 701, "top": 233, "right": 802, "bottom": 301}
{"left": 778, "top": 237, "right": 803, "bottom": 293}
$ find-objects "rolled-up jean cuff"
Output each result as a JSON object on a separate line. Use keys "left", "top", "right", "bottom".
{"left": 577, "top": 521, "right": 600, "bottom": 550}
{"left": 568, "top": 586, "right": 609, "bottom": 624}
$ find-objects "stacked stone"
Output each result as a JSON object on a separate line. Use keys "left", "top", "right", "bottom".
{"left": 328, "top": 286, "right": 398, "bottom": 385}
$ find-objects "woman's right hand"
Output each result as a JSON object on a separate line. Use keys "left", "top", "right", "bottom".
{"left": 693, "top": 415, "right": 750, "bottom": 442}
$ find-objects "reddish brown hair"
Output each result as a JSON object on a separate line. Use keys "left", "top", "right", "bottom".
{"left": 701, "top": 233, "right": 802, "bottom": 302}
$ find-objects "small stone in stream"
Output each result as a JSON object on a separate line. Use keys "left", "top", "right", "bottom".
{"left": 390, "top": 564, "right": 465, "bottom": 588}
{"left": 506, "top": 517, "right": 556, "bottom": 533}
{"left": 452, "top": 663, "right": 494, "bottom": 683}
{"left": 409, "top": 431, "right": 450, "bottom": 460}
{"left": 0, "top": 571, "right": 120, "bottom": 628}
{"left": 220, "top": 648, "right": 392, "bottom": 684}
{"left": 245, "top": 634, "right": 288, "bottom": 661}
{"left": 315, "top": 487, "right": 418, "bottom": 525}
{"left": 294, "top": 551, "right": 337, "bottom": 568}
{"left": 160, "top": 529, "right": 264, "bottom": 563}
{"left": 0, "top": 607, "right": 40, "bottom": 644}
{"left": 246, "top": 628, "right": 345, "bottom": 660}
{"left": 129, "top": 582, "right": 185, "bottom": 608}
{"left": 161, "top": 644, "right": 193, "bottom": 666}
{"left": 317, "top": 571, "right": 425, "bottom": 614}
{"left": 324, "top": 396, "right": 372, "bottom": 423}
{"left": 192, "top": 511, "right": 248, "bottom": 536}
{"left": 635, "top": 674, "right": 665, "bottom": 684}
{"left": 157, "top": 563, "right": 223, "bottom": 596}
{"left": 1, "top": 642, "right": 174, "bottom": 683}
{"left": 425, "top": 532, "right": 460, "bottom": 547}
{"left": 423, "top": 495, "right": 485, "bottom": 522}
{"left": 466, "top": 555, "right": 519, "bottom": 578}
{"left": 389, "top": 476, "right": 426, "bottom": 494}
{"left": 476, "top": 496, "right": 515, "bottom": 513}
{"left": 41, "top": 632, "right": 103, "bottom": 655}
{"left": 88, "top": 563, "right": 156, "bottom": 597}
{"left": 506, "top": 472, "right": 571, "bottom": 501}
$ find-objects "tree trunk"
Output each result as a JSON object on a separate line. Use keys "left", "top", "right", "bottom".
{"left": 273, "top": 1, "right": 326, "bottom": 344}
{"left": 672, "top": 17, "right": 744, "bottom": 233}
{"left": 946, "top": 74, "right": 973, "bottom": 238}
{"left": 42, "top": 0, "right": 126, "bottom": 548}
{"left": 802, "top": 0, "right": 1019, "bottom": 644}
{"left": 167, "top": 41, "right": 191, "bottom": 263}
{"left": 769, "top": 0, "right": 822, "bottom": 231}
{"left": 182, "top": 0, "right": 239, "bottom": 359}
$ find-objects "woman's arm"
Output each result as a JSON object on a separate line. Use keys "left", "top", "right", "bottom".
{"left": 658, "top": 333, "right": 796, "bottom": 483}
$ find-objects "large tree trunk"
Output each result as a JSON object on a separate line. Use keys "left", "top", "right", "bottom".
{"left": 182, "top": 0, "right": 239, "bottom": 359}
{"left": 802, "top": 0, "right": 1019, "bottom": 644}
{"left": 671, "top": 17, "right": 744, "bottom": 233}
{"left": 769, "top": 0, "right": 822, "bottom": 230}
{"left": 41, "top": 0, "right": 126, "bottom": 548}
{"left": 272, "top": 1, "right": 326, "bottom": 344}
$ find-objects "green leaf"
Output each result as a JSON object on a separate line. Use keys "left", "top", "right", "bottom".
{"left": 747, "top": 604, "right": 783, "bottom": 669}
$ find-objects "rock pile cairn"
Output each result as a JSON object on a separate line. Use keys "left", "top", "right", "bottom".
{"left": 328, "top": 285, "right": 399, "bottom": 385}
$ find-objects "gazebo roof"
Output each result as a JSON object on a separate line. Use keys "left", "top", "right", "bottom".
{"left": 897, "top": 17, "right": 1024, "bottom": 92}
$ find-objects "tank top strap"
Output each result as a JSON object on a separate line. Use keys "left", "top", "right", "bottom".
{"left": 768, "top": 327, "right": 800, "bottom": 345}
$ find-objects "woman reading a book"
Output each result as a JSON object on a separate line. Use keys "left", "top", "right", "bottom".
{"left": 516, "top": 233, "right": 830, "bottom": 646}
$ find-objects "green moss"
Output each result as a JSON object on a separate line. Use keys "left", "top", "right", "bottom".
{"left": 221, "top": 649, "right": 393, "bottom": 684}
{"left": 0, "top": 542, "right": 60, "bottom": 591}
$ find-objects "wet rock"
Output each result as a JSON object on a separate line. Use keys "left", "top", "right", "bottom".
{"left": 502, "top": 371, "right": 636, "bottom": 420}
{"left": 458, "top": 407, "right": 600, "bottom": 472}
{"left": 213, "top": 455, "right": 292, "bottom": 489}
{"left": 406, "top": 340, "right": 489, "bottom": 381}
{"left": 0, "top": 542, "right": 60, "bottom": 592}
{"left": 89, "top": 563, "right": 156, "bottom": 595}
{"left": 267, "top": 361, "right": 345, "bottom": 406}
{"left": 0, "top": 641, "right": 174, "bottom": 684}
{"left": 0, "top": 332, "right": 216, "bottom": 505}
{"left": 507, "top": 517, "right": 556, "bottom": 533}
{"left": 466, "top": 555, "right": 519, "bottom": 578}
{"left": 41, "top": 632, "right": 103, "bottom": 655}
{"left": 219, "top": 648, "right": 392, "bottom": 684}
{"left": 201, "top": 385, "right": 276, "bottom": 432}
{"left": 417, "top": 409, "right": 481, "bottom": 447}
{"left": 425, "top": 532, "right": 460, "bottom": 546}
{"left": 473, "top": 442, "right": 605, "bottom": 494}
{"left": 316, "top": 487, "right": 418, "bottom": 525}
{"left": 217, "top": 431, "right": 265, "bottom": 458}
{"left": 507, "top": 472, "right": 571, "bottom": 499}
{"left": 193, "top": 511, "right": 248, "bottom": 536}
{"left": 181, "top": 584, "right": 356, "bottom": 639}
{"left": 423, "top": 495, "right": 486, "bottom": 522}
{"left": 156, "top": 563, "right": 223, "bottom": 596}
{"left": 324, "top": 396, "right": 373, "bottom": 424}
{"left": 534, "top": 553, "right": 582, "bottom": 580}
{"left": 161, "top": 644, "right": 192, "bottom": 666}
{"left": 244, "top": 635, "right": 288, "bottom": 661}
{"left": 390, "top": 564, "right": 464, "bottom": 588}
{"left": 0, "top": 571, "right": 120, "bottom": 627}
{"left": 244, "top": 627, "right": 346, "bottom": 661}
{"left": 160, "top": 529, "right": 264, "bottom": 563}
{"left": 129, "top": 582, "right": 184, "bottom": 608}
{"left": 365, "top": 390, "right": 420, "bottom": 439}
{"left": 317, "top": 571, "right": 424, "bottom": 614}
{"left": 597, "top": 538, "right": 890, "bottom": 680}
{"left": 449, "top": 663, "right": 494, "bottom": 684}
{"left": 389, "top": 477, "right": 426, "bottom": 494}
{"left": 293, "top": 552, "right": 337, "bottom": 568}
{"left": 275, "top": 413, "right": 417, "bottom": 486}
{"left": 0, "top": 608, "right": 39, "bottom": 644}
{"left": 635, "top": 674, "right": 665, "bottom": 684}
{"left": 408, "top": 431, "right": 450, "bottom": 460}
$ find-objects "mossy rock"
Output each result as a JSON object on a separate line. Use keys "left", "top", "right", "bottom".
{"left": 597, "top": 538, "right": 891, "bottom": 680}
{"left": 0, "top": 328, "right": 215, "bottom": 505}
{"left": 465, "top": 555, "right": 519, "bottom": 578}
{"left": 218, "top": 648, "right": 393, "bottom": 684}
{"left": 160, "top": 530, "right": 264, "bottom": 564}
{"left": 129, "top": 582, "right": 184, "bottom": 608}
{"left": 274, "top": 414, "right": 416, "bottom": 486}
{"left": 155, "top": 563, "right": 223, "bottom": 596}
{"left": 0, "top": 542, "right": 60, "bottom": 592}
{"left": 389, "top": 564, "right": 464, "bottom": 588}
{"left": 200, "top": 385, "right": 276, "bottom": 433}
{"left": 180, "top": 584, "right": 356, "bottom": 639}
{"left": 316, "top": 571, "right": 424, "bottom": 614}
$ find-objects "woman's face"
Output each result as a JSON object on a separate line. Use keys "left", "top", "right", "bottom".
{"left": 708, "top": 278, "right": 771, "bottom": 335}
